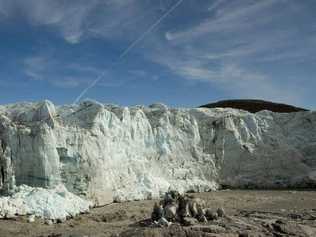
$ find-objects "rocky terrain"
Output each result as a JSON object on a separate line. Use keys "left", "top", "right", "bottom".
{"left": 0, "top": 100, "right": 315, "bottom": 221}
{"left": 200, "top": 99, "right": 308, "bottom": 113}
{"left": 0, "top": 190, "right": 315, "bottom": 237}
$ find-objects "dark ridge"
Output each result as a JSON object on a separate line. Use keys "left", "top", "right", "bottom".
{"left": 199, "top": 99, "right": 308, "bottom": 113}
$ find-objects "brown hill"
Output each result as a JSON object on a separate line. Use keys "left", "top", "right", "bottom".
{"left": 199, "top": 99, "right": 308, "bottom": 113}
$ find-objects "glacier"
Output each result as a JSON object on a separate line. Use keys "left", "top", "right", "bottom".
{"left": 0, "top": 100, "right": 315, "bottom": 219}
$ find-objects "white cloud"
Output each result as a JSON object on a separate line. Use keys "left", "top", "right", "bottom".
{"left": 22, "top": 54, "right": 155, "bottom": 89}
{"left": 23, "top": 56, "right": 50, "bottom": 80}
{"left": 67, "top": 63, "right": 102, "bottom": 75}
{"left": 0, "top": 0, "right": 165, "bottom": 44}
{"left": 148, "top": 39, "right": 303, "bottom": 105}
{"left": 128, "top": 70, "right": 147, "bottom": 78}
{"left": 166, "top": 0, "right": 281, "bottom": 42}
{"left": 144, "top": 0, "right": 311, "bottom": 106}
{"left": 0, "top": 7, "right": 6, "bottom": 17}
{"left": 208, "top": 0, "right": 226, "bottom": 12}
{"left": 200, "top": 29, "right": 298, "bottom": 61}
{"left": 24, "top": 0, "right": 98, "bottom": 44}
{"left": 23, "top": 55, "right": 101, "bottom": 88}
{"left": 160, "top": 0, "right": 311, "bottom": 72}
{"left": 51, "top": 77, "right": 82, "bottom": 89}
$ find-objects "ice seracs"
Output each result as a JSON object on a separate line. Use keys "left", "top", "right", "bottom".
{"left": 0, "top": 100, "right": 315, "bottom": 220}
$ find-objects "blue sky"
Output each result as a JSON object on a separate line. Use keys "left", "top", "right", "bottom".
{"left": 0, "top": 0, "right": 315, "bottom": 108}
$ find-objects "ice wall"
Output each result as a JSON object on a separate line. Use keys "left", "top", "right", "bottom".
{"left": 0, "top": 100, "right": 315, "bottom": 208}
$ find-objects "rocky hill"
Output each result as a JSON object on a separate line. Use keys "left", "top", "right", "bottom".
{"left": 200, "top": 99, "right": 308, "bottom": 113}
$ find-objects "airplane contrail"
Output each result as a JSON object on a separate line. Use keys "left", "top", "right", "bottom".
{"left": 73, "top": 0, "right": 184, "bottom": 104}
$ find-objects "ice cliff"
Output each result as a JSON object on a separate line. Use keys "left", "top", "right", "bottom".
{"left": 0, "top": 100, "right": 315, "bottom": 219}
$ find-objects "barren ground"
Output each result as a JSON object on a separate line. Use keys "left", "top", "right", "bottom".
{"left": 0, "top": 190, "right": 316, "bottom": 237}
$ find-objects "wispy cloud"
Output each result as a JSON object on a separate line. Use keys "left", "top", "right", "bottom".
{"left": 128, "top": 69, "right": 159, "bottom": 81}
{"left": 66, "top": 63, "right": 102, "bottom": 75}
{"left": 0, "top": 6, "right": 6, "bottom": 18}
{"left": 146, "top": 0, "right": 314, "bottom": 105}
{"left": 163, "top": 0, "right": 312, "bottom": 65}
{"left": 50, "top": 77, "right": 81, "bottom": 89}
{"left": 22, "top": 54, "right": 158, "bottom": 89}
{"left": 166, "top": 0, "right": 282, "bottom": 41}
{"left": 23, "top": 55, "right": 102, "bottom": 88}
{"left": 23, "top": 56, "right": 50, "bottom": 80}
{"left": 151, "top": 48, "right": 302, "bottom": 104}
{"left": 1, "top": 0, "right": 100, "bottom": 44}
{"left": 0, "top": 0, "right": 166, "bottom": 44}
{"left": 208, "top": 0, "right": 226, "bottom": 12}
{"left": 128, "top": 70, "right": 147, "bottom": 78}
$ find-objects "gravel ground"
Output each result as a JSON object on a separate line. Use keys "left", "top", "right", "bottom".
{"left": 0, "top": 190, "right": 315, "bottom": 237}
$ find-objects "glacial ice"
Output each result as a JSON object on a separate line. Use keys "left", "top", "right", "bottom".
{"left": 0, "top": 100, "right": 315, "bottom": 220}
{"left": 0, "top": 184, "right": 91, "bottom": 220}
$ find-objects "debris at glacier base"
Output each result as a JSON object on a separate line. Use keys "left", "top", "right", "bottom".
{"left": 0, "top": 184, "right": 92, "bottom": 220}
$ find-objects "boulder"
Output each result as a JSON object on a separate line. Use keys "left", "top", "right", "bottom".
{"left": 177, "top": 195, "right": 190, "bottom": 218}
{"left": 164, "top": 204, "right": 177, "bottom": 221}
{"left": 182, "top": 217, "right": 198, "bottom": 226}
{"left": 27, "top": 215, "right": 35, "bottom": 223}
{"left": 217, "top": 207, "right": 225, "bottom": 217}
{"left": 151, "top": 202, "right": 164, "bottom": 221}
{"left": 205, "top": 209, "right": 219, "bottom": 220}
{"left": 188, "top": 198, "right": 205, "bottom": 218}
{"left": 158, "top": 217, "right": 170, "bottom": 227}
{"left": 45, "top": 219, "right": 53, "bottom": 225}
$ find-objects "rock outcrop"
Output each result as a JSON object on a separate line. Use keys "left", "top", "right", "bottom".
{"left": 0, "top": 100, "right": 315, "bottom": 219}
{"left": 200, "top": 99, "right": 308, "bottom": 113}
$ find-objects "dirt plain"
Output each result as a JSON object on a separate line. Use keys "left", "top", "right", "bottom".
{"left": 0, "top": 190, "right": 315, "bottom": 237}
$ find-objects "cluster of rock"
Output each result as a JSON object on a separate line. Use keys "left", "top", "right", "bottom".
{"left": 122, "top": 208, "right": 316, "bottom": 237}
{"left": 151, "top": 190, "right": 225, "bottom": 227}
